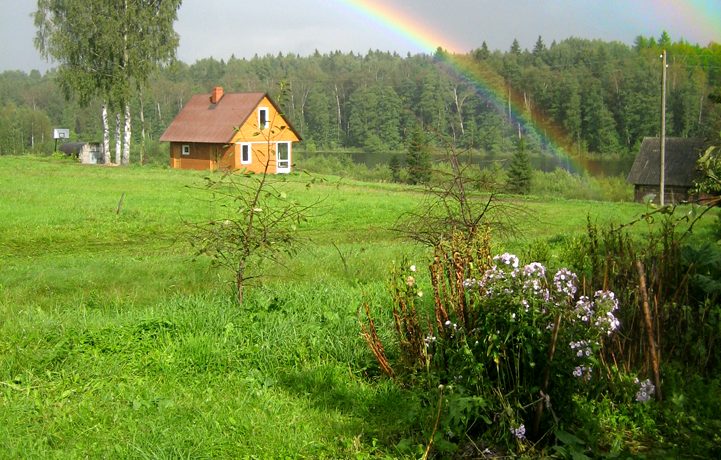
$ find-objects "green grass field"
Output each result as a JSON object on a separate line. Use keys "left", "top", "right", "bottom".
{"left": 0, "top": 156, "right": 692, "bottom": 458}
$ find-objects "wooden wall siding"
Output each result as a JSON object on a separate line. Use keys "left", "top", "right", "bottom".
{"left": 231, "top": 96, "right": 300, "bottom": 145}
{"left": 634, "top": 185, "right": 691, "bottom": 204}
{"left": 234, "top": 142, "right": 288, "bottom": 174}
{"left": 169, "top": 142, "right": 234, "bottom": 170}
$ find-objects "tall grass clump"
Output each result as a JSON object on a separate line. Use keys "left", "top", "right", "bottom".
{"left": 531, "top": 169, "right": 633, "bottom": 202}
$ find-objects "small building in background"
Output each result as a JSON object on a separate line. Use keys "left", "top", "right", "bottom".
{"left": 626, "top": 137, "right": 705, "bottom": 204}
{"left": 160, "top": 87, "right": 301, "bottom": 173}
{"left": 59, "top": 142, "right": 105, "bottom": 165}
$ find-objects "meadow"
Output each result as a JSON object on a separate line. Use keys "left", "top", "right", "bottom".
{"left": 0, "top": 156, "right": 706, "bottom": 458}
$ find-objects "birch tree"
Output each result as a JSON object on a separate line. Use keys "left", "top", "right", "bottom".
{"left": 34, "top": 0, "right": 182, "bottom": 164}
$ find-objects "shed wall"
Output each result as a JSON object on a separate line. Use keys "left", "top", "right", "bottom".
{"left": 634, "top": 185, "right": 692, "bottom": 204}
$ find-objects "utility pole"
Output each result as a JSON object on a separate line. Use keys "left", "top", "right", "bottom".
{"left": 660, "top": 49, "right": 667, "bottom": 206}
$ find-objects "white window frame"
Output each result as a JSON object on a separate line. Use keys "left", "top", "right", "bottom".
{"left": 239, "top": 143, "right": 252, "bottom": 165}
{"left": 258, "top": 107, "right": 269, "bottom": 130}
{"left": 276, "top": 141, "right": 291, "bottom": 174}
{"left": 181, "top": 144, "right": 190, "bottom": 156}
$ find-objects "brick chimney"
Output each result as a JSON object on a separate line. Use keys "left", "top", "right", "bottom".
{"left": 210, "top": 86, "right": 224, "bottom": 104}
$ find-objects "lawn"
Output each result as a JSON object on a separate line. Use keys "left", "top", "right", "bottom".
{"left": 0, "top": 155, "right": 693, "bottom": 457}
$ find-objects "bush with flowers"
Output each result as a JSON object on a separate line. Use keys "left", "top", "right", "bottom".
{"left": 362, "top": 230, "right": 657, "bottom": 456}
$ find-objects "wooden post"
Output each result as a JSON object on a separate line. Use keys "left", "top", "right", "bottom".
{"left": 660, "top": 49, "right": 667, "bottom": 206}
{"left": 635, "top": 260, "right": 663, "bottom": 401}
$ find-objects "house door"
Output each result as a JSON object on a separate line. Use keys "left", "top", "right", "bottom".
{"left": 276, "top": 142, "right": 291, "bottom": 174}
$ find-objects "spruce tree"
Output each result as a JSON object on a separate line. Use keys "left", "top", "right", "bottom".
{"left": 507, "top": 137, "right": 532, "bottom": 195}
{"left": 406, "top": 127, "right": 432, "bottom": 185}
{"left": 510, "top": 38, "right": 522, "bottom": 55}
{"left": 389, "top": 154, "right": 401, "bottom": 183}
{"left": 533, "top": 36, "right": 546, "bottom": 56}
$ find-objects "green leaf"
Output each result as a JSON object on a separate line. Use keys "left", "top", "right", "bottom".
{"left": 555, "top": 429, "right": 585, "bottom": 446}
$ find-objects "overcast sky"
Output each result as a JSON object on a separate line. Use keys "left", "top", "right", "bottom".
{"left": 1, "top": 0, "right": 720, "bottom": 73}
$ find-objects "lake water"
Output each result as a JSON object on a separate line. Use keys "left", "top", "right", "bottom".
{"left": 340, "top": 151, "right": 635, "bottom": 177}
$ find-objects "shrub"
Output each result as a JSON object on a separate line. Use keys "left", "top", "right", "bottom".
{"left": 362, "top": 230, "right": 643, "bottom": 455}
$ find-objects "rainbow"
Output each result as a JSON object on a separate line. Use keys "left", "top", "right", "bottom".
{"left": 340, "top": 0, "right": 720, "bottom": 175}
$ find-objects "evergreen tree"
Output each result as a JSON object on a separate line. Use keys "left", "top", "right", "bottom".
{"left": 474, "top": 41, "right": 490, "bottom": 60}
{"left": 389, "top": 154, "right": 401, "bottom": 182}
{"left": 510, "top": 38, "right": 522, "bottom": 55}
{"left": 406, "top": 127, "right": 432, "bottom": 185}
{"left": 533, "top": 36, "right": 546, "bottom": 56}
{"left": 507, "top": 137, "right": 532, "bottom": 195}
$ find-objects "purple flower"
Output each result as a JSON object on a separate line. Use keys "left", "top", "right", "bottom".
{"left": 553, "top": 268, "right": 578, "bottom": 299}
{"left": 634, "top": 378, "right": 655, "bottom": 402}
{"left": 573, "top": 365, "right": 593, "bottom": 381}
{"left": 570, "top": 340, "right": 593, "bottom": 358}
{"left": 494, "top": 252, "right": 519, "bottom": 269}
{"left": 510, "top": 424, "right": 526, "bottom": 440}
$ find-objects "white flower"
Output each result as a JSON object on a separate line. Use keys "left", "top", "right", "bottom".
{"left": 410, "top": 264, "right": 417, "bottom": 272}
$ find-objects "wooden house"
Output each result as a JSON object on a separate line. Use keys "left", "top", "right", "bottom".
{"left": 160, "top": 87, "right": 301, "bottom": 173}
{"left": 626, "top": 137, "right": 705, "bottom": 204}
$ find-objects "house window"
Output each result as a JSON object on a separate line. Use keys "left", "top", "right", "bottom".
{"left": 258, "top": 107, "right": 268, "bottom": 129}
{"left": 240, "top": 143, "right": 251, "bottom": 164}
{"left": 181, "top": 144, "right": 190, "bottom": 156}
{"left": 276, "top": 142, "right": 290, "bottom": 173}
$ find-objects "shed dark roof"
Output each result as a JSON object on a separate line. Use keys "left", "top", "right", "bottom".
{"left": 626, "top": 137, "right": 706, "bottom": 187}
{"left": 58, "top": 142, "right": 99, "bottom": 154}
{"left": 160, "top": 92, "right": 267, "bottom": 143}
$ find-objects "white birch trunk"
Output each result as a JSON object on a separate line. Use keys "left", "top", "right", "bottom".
{"left": 139, "top": 95, "right": 146, "bottom": 165}
{"left": 452, "top": 86, "right": 465, "bottom": 136}
{"left": 122, "top": 103, "right": 131, "bottom": 165}
{"left": 334, "top": 84, "right": 342, "bottom": 143}
{"left": 115, "top": 112, "right": 121, "bottom": 165}
{"left": 102, "top": 104, "right": 111, "bottom": 164}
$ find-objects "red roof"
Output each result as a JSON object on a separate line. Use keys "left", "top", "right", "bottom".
{"left": 160, "top": 92, "right": 266, "bottom": 143}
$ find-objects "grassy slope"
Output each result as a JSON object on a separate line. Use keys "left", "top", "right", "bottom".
{"left": 0, "top": 156, "right": 672, "bottom": 457}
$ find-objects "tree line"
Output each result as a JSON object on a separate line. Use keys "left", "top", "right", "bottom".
{"left": 1, "top": 32, "right": 720, "bottom": 161}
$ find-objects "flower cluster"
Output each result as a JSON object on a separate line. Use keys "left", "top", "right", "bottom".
{"left": 423, "top": 334, "right": 437, "bottom": 346}
{"left": 458, "top": 254, "right": 621, "bottom": 385}
{"left": 462, "top": 278, "right": 479, "bottom": 289}
{"left": 592, "top": 290, "right": 620, "bottom": 335}
{"left": 572, "top": 291, "right": 620, "bottom": 335}
{"left": 573, "top": 365, "right": 593, "bottom": 381}
{"left": 553, "top": 268, "right": 578, "bottom": 299}
{"left": 521, "top": 261, "right": 550, "bottom": 303}
{"left": 569, "top": 340, "right": 597, "bottom": 381}
{"left": 634, "top": 378, "right": 655, "bottom": 403}
{"left": 494, "top": 252, "right": 520, "bottom": 269}
{"left": 510, "top": 424, "right": 526, "bottom": 440}
{"left": 570, "top": 340, "right": 593, "bottom": 358}
{"left": 464, "top": 256, "right": 554, "bottom": 304}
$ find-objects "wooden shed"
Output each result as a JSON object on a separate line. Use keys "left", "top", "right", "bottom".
{"left": 626, "top": 137, "right": 705, "bottom": 204}
{"left": 160, "top": 87, "right": 301, "bottom": 173}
